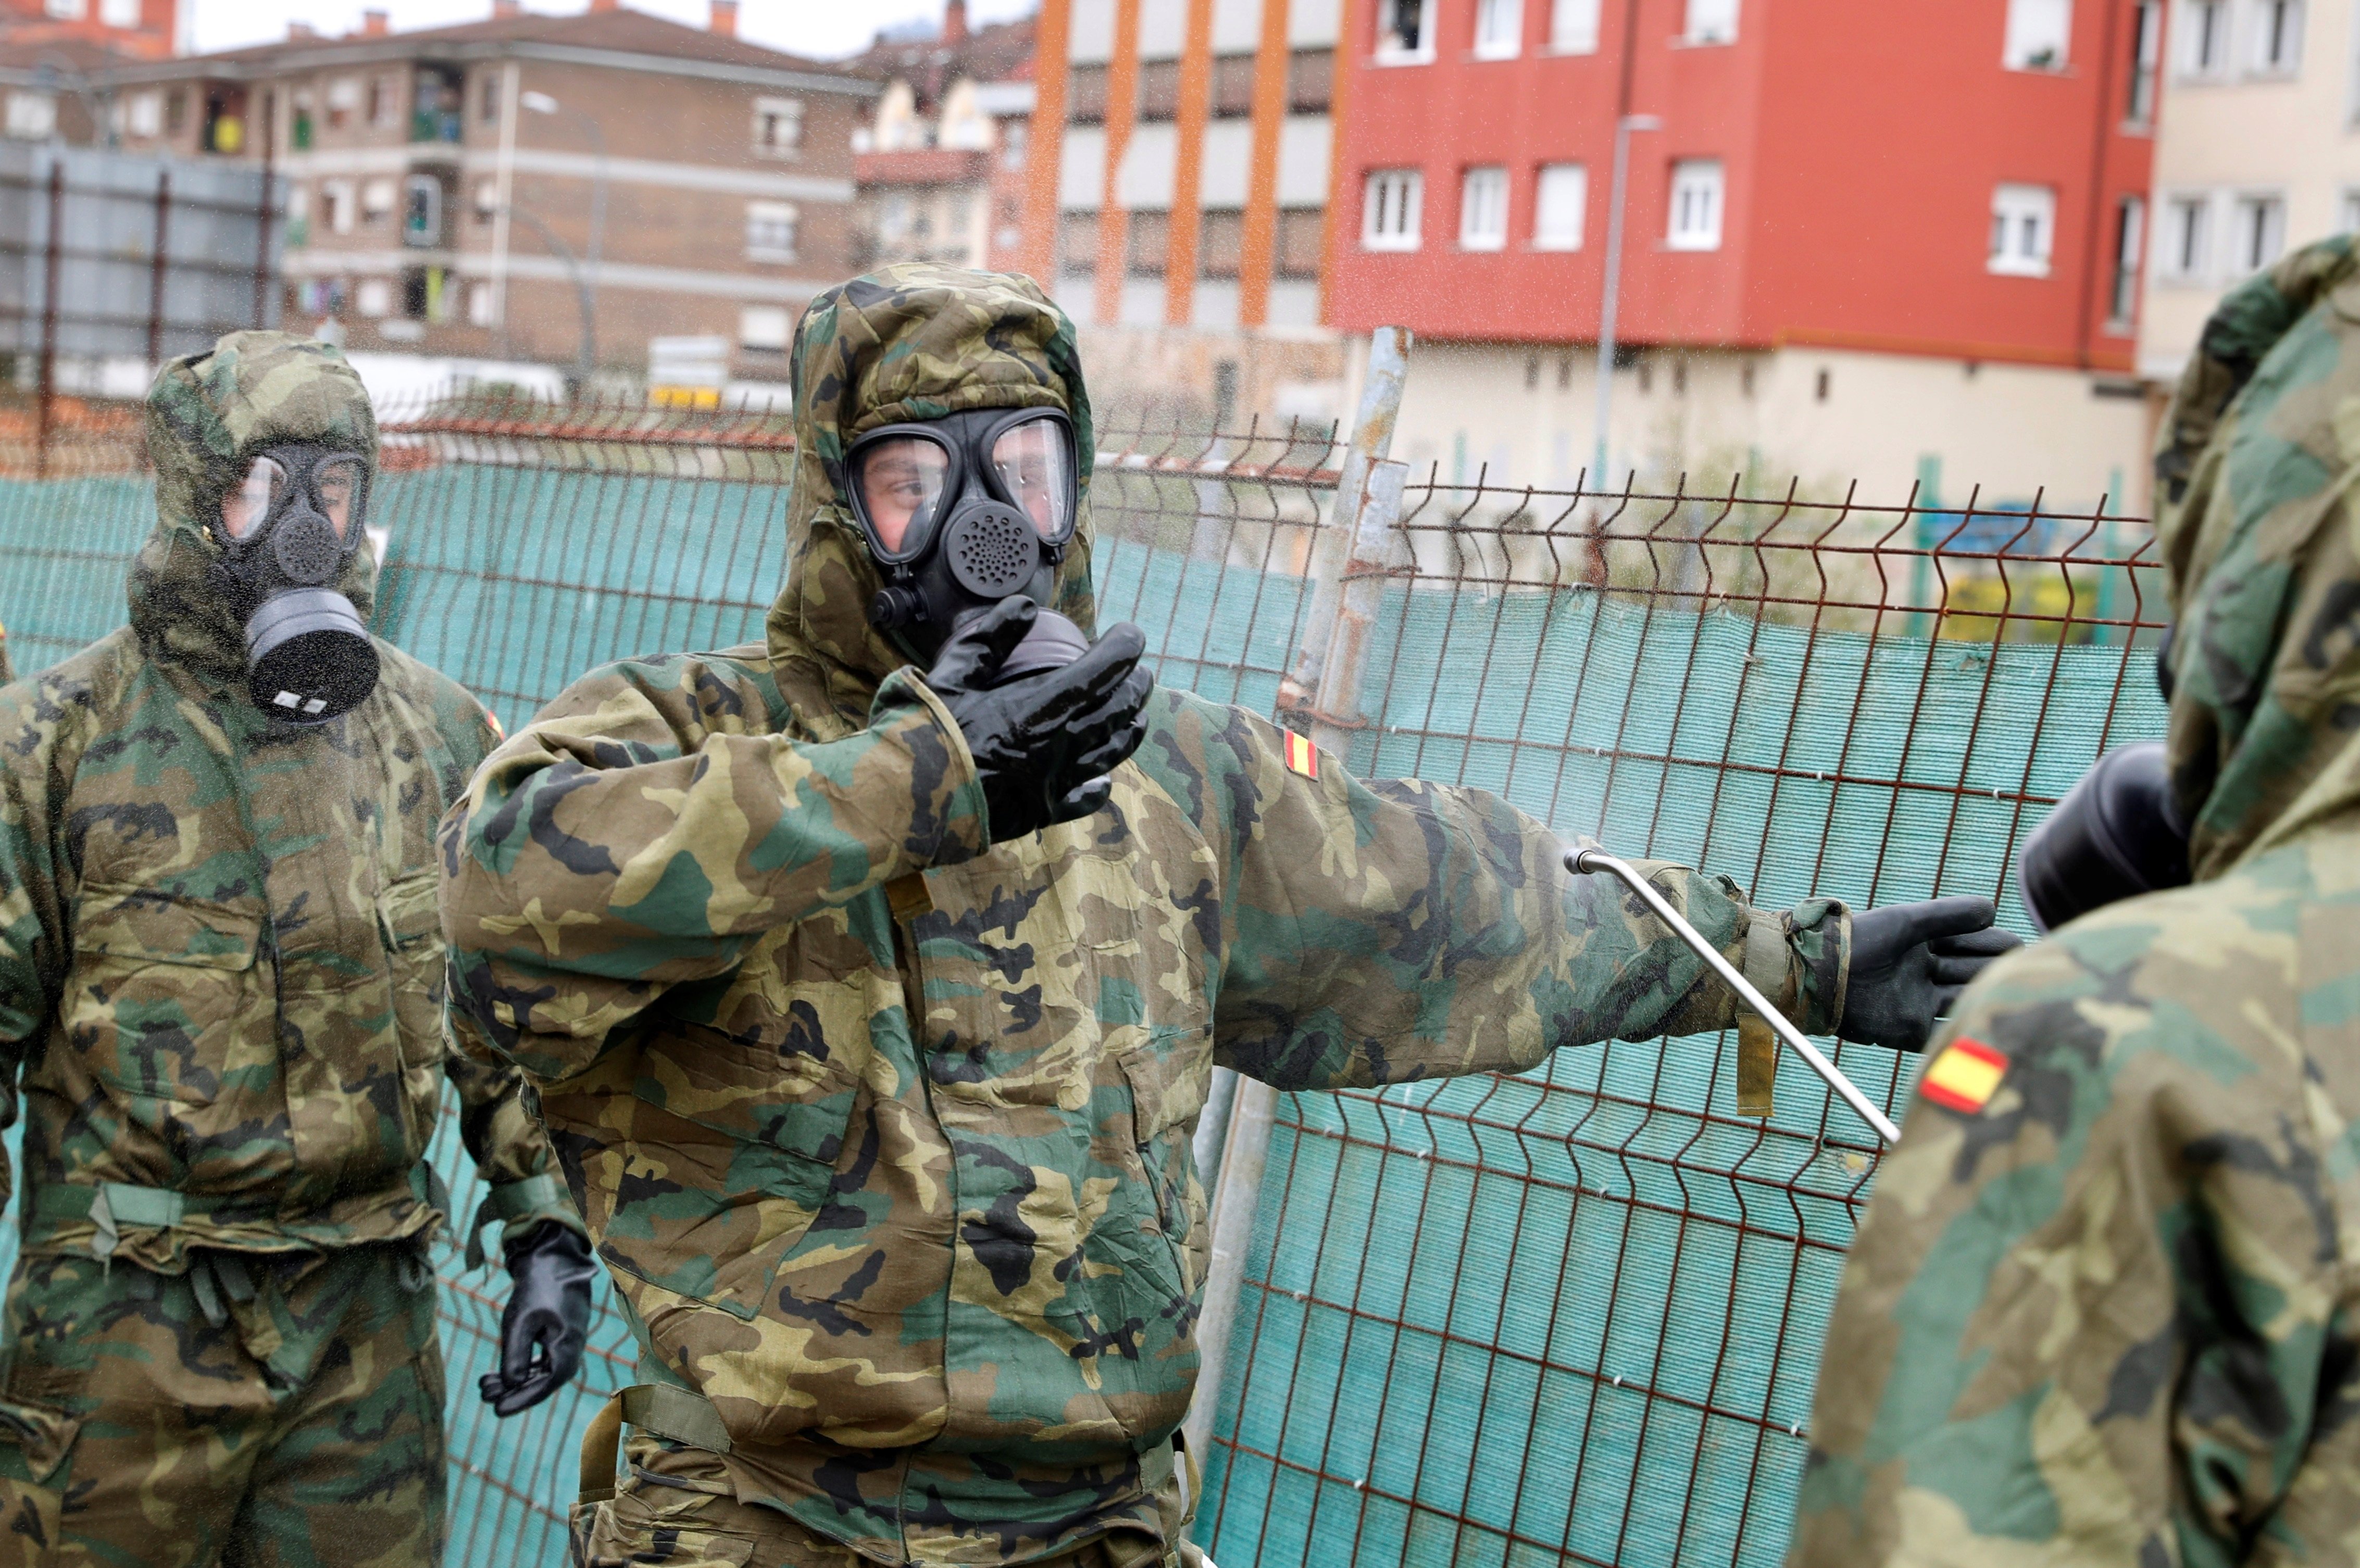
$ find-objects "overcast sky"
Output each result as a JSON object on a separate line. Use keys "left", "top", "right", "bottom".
{"left": 187, "top": 0, "right": 1037, "bottom": 62}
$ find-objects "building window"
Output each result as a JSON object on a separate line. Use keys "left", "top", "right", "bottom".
{"left": 754, "top": 97, "right": 803, "bottom": 157}
{"left": 369, "top": 76, "right": 397, "bottom": 128}
{"left": 747, "top": 200, "right": 800, "bottom": 261}
{"left": 1059, "top": 212, "right": 1099, "bottom": 273}
{"left": 1989, "top": 182, "right": 2056, "bottom": 275}
{"left": 478, "top": 72, "right": 501, "bottom": 124}
{"left": 291, "top": 95, "right": 314, "bottom": 151}
{"left": 1378, "top": 0, "right": 1437, "bottom": 60}
{"left": 1475, "top": 0, "right": 1522, "bottom": 57}
{"left": 1684, "top": 0, "right": 1738, "bottom": 43}
{"left": 2108, "top": 195, "right": 2144, "bottom": 325}
{"left": 362, "top": 177, "right": 396, "bottom": 223}
{"left": 1002, "top": 120, "right": 1028, "bottom": 171}
{"left": 324, "top": 179, "right": 355, "bottom": 234}
{"left": 2182, "top": 0, "right": 2228, "bottom": 73}
{"left": 1127, "top": 211, "right": 1171, "bottom": 275}
{"left": 327, "top": 77, "right": 360, "bottom": 131}
{"left": 1199, "top": 210, "right": 1244, "bottom": 277}
{"left": 42, "top": 0, "right": 81, "bottom": 18}
{"left": 2127, "top": 1, "right": 2161, "bottom": 120}
{"left": 1460, "top": 166, "right": 1508, "bottom": 249}
{"left": 2251, "top": 0, "right": 2302, "bottom": 71}
{"left": 467, "top": 279, "right": 496, "bottom": 327}
{"left": 356, "top": 278, "right": 394, "bottom": 318}
{"left": 286, "top": 184, "right": 310, "bottom": 248}
{"left": 1551, "top": 0, "right": 1600, "bottom": 49}
{"left": 1533, "top": 161, "right": 1586, "bottom": 249}
{"left": 1288, "top": 49, "right": 1334, "bottom": 110}
{"left": 2161, "top": 193, "right": 2211, "bottom": 278}
{"left": 1277, "top": 208, "right": 1325, "bottom": 277}
{"left": 5, "top": 93, "right": 54, "bottom": 141}
{"left": 401, "top": 174, "right": 443, "bottom": 248}
{"left": 99, "top": 0, "right": 137, "bottom": 22}
{"left": 1210, "top": 56, "right": 1256, "bottom": 114}
{"left": 126, "top": 91, "right": 161, "bottom": 139}
{"left": 165, "top": 88, "right": 185, "bottom": 134}
{"left": 2003, "top": 0, "right": 2070, "bottom": 68}
{"left": 2231, "top": 192, "right": 2286, "bottom": 273}
{"left": 741, "top": 305, "right": 792, "bottom": 353}
{"left": 1667, "top": 159, "right": 1722, "bottom": 250}
{"left": 473, "top": 177, "right": 499, "bottom": 223}
{"left": 1363, "top": 167, "right": 1424, "bottom": 249}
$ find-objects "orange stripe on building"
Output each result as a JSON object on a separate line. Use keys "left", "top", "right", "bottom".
{"left": 1094, "top": 0, "right": 1143, "bottom": 327}
{"left": 1016, "top": 0, "right": 1074, "bottom": 286}
{"left": 1164, "top": 0, "right": 1216, "bottom": 324}
{"left": 1920, "top": 1037, "right": 2008, "bottom": 1114}
{"left": 1237, "top": 0, "right": 1291, "bottom": 329}
{"left": 1315, "top": 0, "right": 1363, "bottom": 325}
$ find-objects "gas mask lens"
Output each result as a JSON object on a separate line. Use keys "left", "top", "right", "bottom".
{"left": 852, "top": 434, "right": 951, "bottom": 558}
{"left": 220, "top": 456, "right": 286, "bottom": 541}
{"left": 315, "top": 458, "right": 364, "bottom": 538}
{"left": 990, "top": 415, "right": 1073, "bottom": 542}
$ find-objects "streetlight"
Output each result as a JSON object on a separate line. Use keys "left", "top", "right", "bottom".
{"left": 519, "top": 90, "right": 606, "bottom": 383}
{"left": 503, "top": 204, "right": 596, "bottom": 396}
{"left": 1591, "top": 113, "right": 1661, "bottom": 494}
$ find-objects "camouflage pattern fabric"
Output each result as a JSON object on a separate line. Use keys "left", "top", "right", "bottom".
{"left": 440, "top": 264, "right": 1855, "bottom": 1567}
{"left": 0, "top": 1243, "right": 444, "bottom": 1567}
{"left": 1787, "top": 238, "right": 2360, "bottom": 1566}
{"left": 0, "top": 619, "right": 13, "bottom": 688}
{"left": 0, "top": 333, "right": 576, "bottom": 1557}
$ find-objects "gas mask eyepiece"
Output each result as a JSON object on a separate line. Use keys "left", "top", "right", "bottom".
{"left": 844, "top": 408, "right": 1083, "bottom": 673}
{"left": 213, "top": 445, "right": 378, "bottom": 724}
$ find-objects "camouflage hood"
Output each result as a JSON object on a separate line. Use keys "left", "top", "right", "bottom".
{"left": 129, "top": 331, "right": 379, "bottom": 686}
{"left": 764, "top": 264, "right": 1098, "bottom": 704}
{"left": 2153, "top": 235, "right": 2360, "bottom": 879}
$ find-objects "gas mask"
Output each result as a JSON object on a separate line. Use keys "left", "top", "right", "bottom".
{"left": 208, "top": 443, "right": 379, "bottom": 724}
{"left": 842, "top": 407, "right": 1087, "bottom": 676}
{"left": 2015, "top": 631, "right": 2191, "bottom": 933}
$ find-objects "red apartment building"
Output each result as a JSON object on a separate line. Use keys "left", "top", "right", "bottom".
{"left": 0, "top": 0, "right": 178, "bottom": 60}
{"left": 1328, "top": 0, "right": 2162, "bottom": 506}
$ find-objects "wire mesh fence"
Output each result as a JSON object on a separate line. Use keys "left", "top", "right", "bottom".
{"left": 0, "top": 386, "right": 2163, "bottom": 1567}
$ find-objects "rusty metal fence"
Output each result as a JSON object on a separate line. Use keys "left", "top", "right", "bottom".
{"left": 0, "top": 373, "right": 2163, "bottom": 1567}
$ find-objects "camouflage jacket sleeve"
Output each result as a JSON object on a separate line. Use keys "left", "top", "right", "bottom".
{"left": 0, "top": 676, "right": 73, "bottom": 1214}
{"left": 439, "top": 657, "right": 990, "bottom": 1084}
{"left": 1786, "top": 857, "right": 2360, "bottom": 1568}
{"left": 1139, "top": 694, "right": 1849, "bottom": 1090}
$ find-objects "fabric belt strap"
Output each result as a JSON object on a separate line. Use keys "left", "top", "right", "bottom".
{"left": 24, "top": 1163, "right": 445, "bottom": 1261}
{"left": 464, "top": 1172, "right": 568, "bottom": 1272}
{"left": 1735, "top": 916, "right": 1791, "bottom": 1118}
{"left": 577, "top": 1383, "right": 736, "bottom": 1505}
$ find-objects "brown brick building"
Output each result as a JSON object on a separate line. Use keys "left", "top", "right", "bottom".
{"left": 85, "top": 3, "right": 873, "bottom": 383}
{"left": 0, "top": 0, "right": 177, "bottom": 62}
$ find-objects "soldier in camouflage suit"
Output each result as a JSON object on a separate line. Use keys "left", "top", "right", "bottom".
{"left": 0, "top": 619, "right": 14, "bottom": 687}
{"left": 0, "top": 332, "right": 585, "bottom": 1566}
{"left": 1786, "top": 236, "right": 2360, "bottom": 1566}
{"left": 439, "top": 265, "right": 2007, "bottom": 1568}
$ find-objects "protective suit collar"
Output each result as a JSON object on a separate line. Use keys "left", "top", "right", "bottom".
{"left": 130, "top": 332, "right": 379, "bottom": 689}
{"left": 2154, "top": 234, "right": 2360, "bottom": 878}
{"left": 765, "top": 264, "right": 1099, "bottom": 714}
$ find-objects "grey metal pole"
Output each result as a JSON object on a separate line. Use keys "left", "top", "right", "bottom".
{"left": 1290, "top": 325, "right": 1411, "bottom": 703}
{"left": 505, "top": 204, "right": 595, "bottom": 397}
{"left": 1181, "top": 1075, "right": 1275, "bottom": 1469}
{"left": 1567, "top": 849, "right": 1903, "bottom": 1145}
{"left": 1591, "top": 114, "right": 1658, "bottom": 490}
{"left": 581, "top": 109, "right": 605, "bottom": 385}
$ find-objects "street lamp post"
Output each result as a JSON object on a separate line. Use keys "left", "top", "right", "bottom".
{"left": 504, "top": 204, "right": 596, "bottom": 398}
{"left": 1591, "top": 112, "right": 1660, "bottom": 492}
{"left": 519, "top": 91, "right": 606, "bottom": 385}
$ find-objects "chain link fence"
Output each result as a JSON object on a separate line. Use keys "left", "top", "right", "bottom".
{"left": 0, "top": 380, "right": 2162, "bottom": 1566}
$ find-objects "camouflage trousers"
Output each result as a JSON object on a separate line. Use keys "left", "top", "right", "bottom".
{"left": 0, "top": 1243, "right": 445, "bottom": 1568}
{"left": 572, "top": 1434, "right": 1216, "bottom": 1568}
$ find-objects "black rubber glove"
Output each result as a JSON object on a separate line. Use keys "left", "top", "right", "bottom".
{"left": 925, "top": 597, "right": 1154, "bottom": 844}
{"left": 479, "top": 1221, "right": 596, "bottom": 1418}
{"left": 1837, "top": 895, "right": 2023, "bottom": 1052}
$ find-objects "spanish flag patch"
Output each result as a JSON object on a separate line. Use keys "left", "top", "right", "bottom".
{"left": 1920, "top": 1036, "right": 2008, "bottom": 1114}
{"left": 1283, "top": 730, "right": 1319, "bottom": 780}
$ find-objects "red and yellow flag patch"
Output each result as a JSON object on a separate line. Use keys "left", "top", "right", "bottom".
{"left": 1920, "top": 1037, "right": 2008, "bottom": 1114}
{"left": 1283, "top": 730, "right": 1319, "bottom": 780}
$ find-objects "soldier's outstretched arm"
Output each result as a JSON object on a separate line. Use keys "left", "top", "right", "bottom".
{"left": 1137, "top": 694, "right": 1849, "bottom": 1091}
{"left": 439, "top": 658, "right": 988, "bottom": 1083}
{"left": 0, "top": 679, "right": 69, "bottom": 1214}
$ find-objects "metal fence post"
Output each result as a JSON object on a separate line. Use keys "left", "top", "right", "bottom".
{"left": 1183, "top": 326, "right": 1415, "bottom": 1484}
{"left": 146, "top": 169, "right": 169, "bottom": 370}
{"left": 35, "top": 157, "right": 62, "bottom": 480}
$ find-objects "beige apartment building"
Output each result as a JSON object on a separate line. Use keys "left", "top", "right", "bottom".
{"left": 86, "top": 3, "right": 873, "bottom": 383}
{"left": 850, "top": 0, "right": 1037, "bottom": 274}
{"left": 2138, "top": 0, "right": 2356, "bottom": 385}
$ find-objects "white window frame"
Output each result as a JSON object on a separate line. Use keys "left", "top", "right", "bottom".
{"left": 1549, "top": 0, "right": 1600, "bottom": 50}
{"left": 361, "top": 177, "right": 396, "bottom": 222}
{"left": 1459, "top": 165, "right": 1508, "bottom": 249}
{"left": 2107, "top": 194, "right": 2145, "bottom": 327}
{"left": 2002, "top": 0, "right": 2072, "bottom": 69}
{"left": 2181, "top": 0, "right": 2231, "bottom": 76}
{"left": 1363, "top": 167, "right": 1424, "bottom": 249}
{"left": 1683, "top": 0, "right": 1738, "bottom": 44}
{"left": 467, "top": 279, "right": 497, "bottom": 327}
{"left": 42, "top": 0, "right": 82, "bottom": 18}
{"left": 356, "top": 278, "right": 394, "bottom": 319}
{"left": 1989, "top": 182, "right": 2056, "bottom": 277}
{"left": 1376, "top": 0, "right": 1437, "bottom": 62}
{"left": 1532, "top": 161, "right": 1587, "bottom": 249}
{"left": 753, "top": 96, "right": 804, "bottom": 158}
{"left": 4, "top": 93, "right": 55, "bottom": 141}
{"left": 2230, "top": 190, "right": 2287, "bottom": 274}
{"left": 1475, "top": 0, "right": 1523, "bottom": 57}
{"left": 126, "top": 90, "right": 161, "bottom": 139}
{"left": 1666, "top": 159, "right": 1722, "bottom": 250}
{"left": 2158, "top": 191, "right": 2214, "bottom": 280}
{"left": 746, "top": 199, "right": 800, "bottom": 261}
{"left": 2127, "top": 0, "right": 2162, "bottom": 120}
{"left": 97, "top": 0, "right": 138, "bottom": 24}
{"left": 2249, "top": 0, "right": 2302, "bottom": 73}
{"left": 324, "top": 179, "right": 356, "bottom": 235}
{"left": 740, "top": 305, "right": 792, "bottom": 352}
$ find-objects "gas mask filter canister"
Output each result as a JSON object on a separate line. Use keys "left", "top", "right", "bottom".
{"left": 842, "top": 407, "right": 1087, "bottom": 679}
{"left": 210, "top": 444, "right": 379, "bottom": 724}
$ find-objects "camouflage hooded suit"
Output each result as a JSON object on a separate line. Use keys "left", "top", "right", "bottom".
{"left": 439, "top": 265, "right": 1858, "bottom": 1568}
{"left": 0, "top": 333, "right": 579, "bottom": 1567}
{"left": 1785, "top": 239, "right": 2360, "bottom": 1566}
